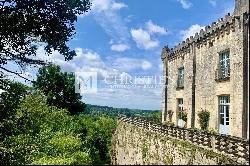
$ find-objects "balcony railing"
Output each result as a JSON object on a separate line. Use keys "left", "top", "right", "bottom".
{"left": 215, "top": 67, "right": 230, "bottom": 81}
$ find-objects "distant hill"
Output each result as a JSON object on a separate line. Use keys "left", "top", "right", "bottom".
{"left": 85, "top": 104, "right": 161, "bottom": 123}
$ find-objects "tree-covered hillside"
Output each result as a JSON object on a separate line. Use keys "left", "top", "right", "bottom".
{"left": 85, "top": 104, "right": 161, "bottom": 123}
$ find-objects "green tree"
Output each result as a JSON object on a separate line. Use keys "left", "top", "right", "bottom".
{"left": 153, "top": 111, "right": 161, "bottom": 123}
{"left": 0, "top": 80, "right": 30, "bottom": 139}
{"left": 1, "top": 92, "right": 92, "bottom": 165}
{"left": 76, "top": 114, "right": 116, "bottom": 165}
{"left": 1, "top": 91, "right": 117, "bottom": 165}
{"left": 33, "top": 65, "right": 86, "bottom": 114}
{"left": 0, "top": 80, "right": 29, "bottom": 119}
{"left": 0, "top": 0, "right": 91, "bottom": 71}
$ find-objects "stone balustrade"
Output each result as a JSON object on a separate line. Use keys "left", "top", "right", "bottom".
{"left": 118, "top": 115, "right": 249, "bottom": 163}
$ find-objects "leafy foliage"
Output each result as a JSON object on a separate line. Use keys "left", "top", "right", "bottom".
{"left": 0, "top": 0, "right": 91, "bottom": 68}
{"left": 76, "top": 114, "right": 116, "bottom": 164}
{"left": 0, "top": 80, "right": 29, "bottom": 119}
{"left": 198, "top": 109, "right": 210, "bottom": 130}
{"left": 178, "top": 111, "right": 187, "bottom": 122}
{"left": 163, "top": 121, "right": 175, "bottom": 127}
{"left": 33, "top": 65, "right": 86, "bottom": 115}
{"left": 0, "top": 81, "right": 30, "bottom": 139}
{"left": 0, "top": 92, "right": 116, "bottom": 165}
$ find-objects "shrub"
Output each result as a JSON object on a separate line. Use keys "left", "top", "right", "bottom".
{"left": 207, "top": 128, "right": 218, "bottom": 135}
{"left": 178, "top": 111, "right": 187, "bottom": 122}
{"left": 198, "top": 109, "right": 210, "bottom": 130}
{"left": 164, "top": 121, "right": 175, "bottom": 127}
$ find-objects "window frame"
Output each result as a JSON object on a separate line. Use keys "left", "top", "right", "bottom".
{"left": 218, "top": 96, "right": 230, "bottom": 126}
{"left": 177, "top": 98, "right": 184, "bottom": 112}
{"left": 177, "top": 67, "right": 184, "bottom": 88}
{"left": 216, "top": 50, "right": 230, "bottom": 81}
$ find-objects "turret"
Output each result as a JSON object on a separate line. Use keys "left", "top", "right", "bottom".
{"left": 234, "top": 0, "right": 249, "bottom": 15}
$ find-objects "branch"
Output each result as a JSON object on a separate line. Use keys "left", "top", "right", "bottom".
{"left": 1, "top": 49, "right": 49, "bottom": 66}
{"left": 0, "top": 66, "right": 33, "bottom": 82}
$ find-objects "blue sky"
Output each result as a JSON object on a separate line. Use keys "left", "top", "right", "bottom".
{"left": 5, "top": 0, "right": 235, "bottom": 110}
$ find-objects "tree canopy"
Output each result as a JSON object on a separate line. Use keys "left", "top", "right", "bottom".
{"left": 0, "top": 0, "right": 91, "bottom": 79}
{"left": 0, "top": 92, "right": 116, "bottom": 165}
{"left": 33, "top": 65, "right": 86, "bottom": 115}
{"left": 0, "top": 80, "right": 30, "bottom": 139}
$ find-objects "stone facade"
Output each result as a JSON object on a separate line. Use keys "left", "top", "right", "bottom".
{"left": 111, "top": 116, "right": 249, "bottom": 165}
{"left": 161, "top": 0, "right": 249, "bottom": 138}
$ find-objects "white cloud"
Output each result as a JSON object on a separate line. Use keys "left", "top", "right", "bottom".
{"left": 209, "top": 0, "right": 217, "bottom": 7}
{"left": 80, "top": 0, "right": 130, "bottom": 44}
{"left": 89, "top": 0, "right": 127, "bottom": 12}
{"left": 91, "top": 0, "right": 111, "bottom": 12}
{"left": 177, "top": 0, "right": 192, "bottom": 9}
{"left": 35, "top": 47, "right": 161, "bottom": 110}
{"left": 111, "top": 2, "right": 127, "bottom": 10}
{"left": 180, "top": 24, "right": 205, "bottom": 41}
{"left": 75, "top": 48, "right": 100, "bottom": 61}
{"left": 77, "top": 0, "right": 127, "bottom": 17}
{"left": 142, "top": 61, "right": 152, "bottom": 71}
{"left": 35, "top": 46, "right": 119, "bottom": 80}
{"left": 130, "top": 20, "right": 170, "bottom": 50}
{"left": 5, "top": 44, "right": 162, "bottom": 110}
{"left": 131, "top": 28, "right": 159, "bottom": 50}
{"left": 110, "top": 57, "right": 152, "bottom": 71}
{"left": 124, "top": 15, "right": 133, "bottom": 23}
{"left": 146, "top": 20, "right": 167, "bottom": 35}
{"left": 35, "top": 46, "right": 153, "bottom": 78}
{"left": 111, "top": 44, "right": 130, "bottom": 52}
{"left": 158, "top": 63, "right": 164, "bottom": 71}
{"left": 109, "top": 39, "right": 114, "bottom": 45}
{"left": 83, "top": 87, "right": 162, "bottom": 110}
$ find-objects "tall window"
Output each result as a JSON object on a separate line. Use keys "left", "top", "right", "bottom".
{"left": 177, "top": 98, "right": 183, "bottom": 112}
{"left": 219, "top": 96, "right": 230, "bottom": 135}
{"left": 177, "top": 67, "right": 184, "bottom": 88}
{"left": 177, "top": 98, "right": 186, "bottom": 128}
{"left": 217, "top": 51, "right": 230, "bottom": 79}
{"left": 219, "top": 96, "right": 230, "bottom": 125}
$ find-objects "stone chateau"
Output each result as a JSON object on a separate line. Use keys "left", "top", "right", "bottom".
{"left": 161, "top": 0, "right": 249, "bottom": 138}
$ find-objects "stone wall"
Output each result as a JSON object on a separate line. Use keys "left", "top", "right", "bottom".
{"left": 111, "top": 116, "right": 249, "bottom": 165}
{"left": 194, "top": 25, "right": 244, "bottom": 136}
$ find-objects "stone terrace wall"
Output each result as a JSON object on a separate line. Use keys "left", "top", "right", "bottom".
{"left": 111, "top": 116, "right": 249, "bottom": 165}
